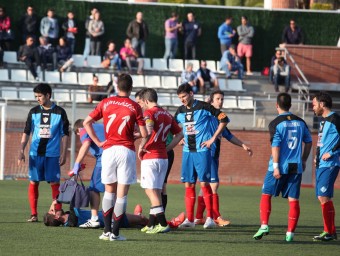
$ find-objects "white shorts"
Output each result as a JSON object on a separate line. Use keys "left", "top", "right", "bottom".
{"left": 101, "top": 145, "right": 137, "bottom": 185}
{"left": 140, "top": 159, "right": 168, "bottom": 189}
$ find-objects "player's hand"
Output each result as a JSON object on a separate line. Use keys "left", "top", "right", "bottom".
{"left": 72, "top": 162, "right": 80, "bottom": 176}
{"left": 96, "top": 140, "right": 106, "bottom": 148}
{"left": 242, "top": 144, "right": 253, "bottom": 156}
{"left": 17, "top": 152, "right": 25, "bottom": 166}
{"left": 273, "top": 168, "right": 281, "bottom": 179}
{"left": 138, "top": 147, "right": 150, "bottom": 160}
{"left": 133, "top": 132, "right": 141, "bottom": 140}
{"left": 179, "top": 138, "right": 186, "bottom": 146}
{"left": 49, "top": 200, "right": 57, "bottom": 214}
{"left": 302, "top": 161, "right": 306, "bottom": 172}
{"left": 321, "top": 152, "right": 331, "bottom": 161}
{"left": 59, "top": 155, "right": 66, "bottom": 166}
{"left": 201, "top": 138, "right": 214, "bottom": 149}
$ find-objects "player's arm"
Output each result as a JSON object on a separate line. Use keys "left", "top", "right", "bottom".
{"left": 138, "top": 119, "right": 153, "bottom": 160}
{"left": 229, "top": 136, "right": 253, "bottom": 156}
{"left": 18, "top": 133, "right": 30, "bottom": 166}
{"left": 72, "top": 140, "right": 91, "bottom": 175}
{"left": 166, "top": 131, "right": 184, "bottom": 152}
{"left": 272, "top": 146, "right": 281, "bottom": 179}
{"left": 302, "top": 142, "right": 312, "bottom": 171}
{"left": 59, "top": 135, "right": 69, "bottom": 166}
{"left": 83, "top": 116, "right": 105, "bottom": 148}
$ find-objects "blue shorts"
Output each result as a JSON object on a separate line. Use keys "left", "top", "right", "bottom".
{"left": 315, "top": 166, "right": 339, "bottom": 198}
{"left": 28, "top": 156, "right": 60, "bottom": 182}
{"left": 262, "top": 171, "right": 302, "bottom": 199}
{"left": 210, "top": 157, "right": 219, "bottom": 183}
{"left": 181, "top": 151, "right": 211, "bottom": 183}
{"left": 89, "top": 165, "right": 105, "bottom": 193}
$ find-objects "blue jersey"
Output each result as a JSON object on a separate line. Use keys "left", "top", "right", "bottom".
{"left": 209, "top": 116, "right": 232, "bottom": 158}
{"left": 24, "top": 103, "right": 69, "bottom": 157}
{"left": 316, "top": 112, "right": 340, "bottom": 168}
{"left": 175, "top": 100, "right": 229, "bottom": 152}
{"left": 268, "top": 112, "right": 312, "bottom": 174}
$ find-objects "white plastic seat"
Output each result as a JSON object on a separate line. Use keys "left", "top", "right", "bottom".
{"left": 70, "top": 89, "right": 88, "bottom": 103}
{"left": 78, "top": 72, "right": 94, "bottom": 85}
{"left": 139, "top": 58, "right": 151, "bottom": 70}
{"left": 72, "top": 54, "right": 84, "bottom": 67}
{"left": 61, "top": 72, "right": 78, "bottom": 84}
{"left": 4, "top": 51, "right": 18, "bottom": 64}
{"left": 19, "top": 88, "right": 35, "bottom": 100}
{"left": 158, "top": 93, "right": 172, "bottom": 106}
{"left": 226, "top": 79, "right": 246, "bottom": 92}
{"left": 172, "top": 94, "right": 182, "bottom": 107}
{"left": 238, "top": 96, "right": 254, "bottom": 109}
{"left": 1, "top": 87, "right": 17, "bottom": 99}
{"left": 27, "top": 70, "right": 43, "bottom": 82}
{"left": 161, "top": 76, "right": 177, "bottom": 89}
{"left": 185, "top": 60, "right": 199, "bottom": 72}
{"left": 131, "top": 75, "right": 145, "bottom": 87}
{"left": 44, "top": 71, "right": 61, "bottom": 83}
{"left": 206, "top": 60, "right": 217, "bottom": 72}
{"left": 152, "top": 58, "right": 168, "bottom": 70}
{"left": 87, "top": 56, "right": 101, "bottom": 67}
{"left": 53, "top": 89, "right": 71, "bottom": 102}
{"left": 222, "top": 96, "right": 238, "bottom": 109}
{"left": 0, "top": 69, "right": 9, "bottom": 81}
{"left": 11, "top": 69, "right": 27, "bottom": 82}
{"left": 169, "top": 59, "right": 184, "bottom": 71}
{"left": 144, "top": 75, "right": 161, "bottom": 88}
{"left": 217, "top": 78, "right": 227, "bottom": 91}
{"left": 97, "top": 73, "right": 111, "bottom": 86}
{"left": 217, "top": 61, "right": 226, "bottom": 74}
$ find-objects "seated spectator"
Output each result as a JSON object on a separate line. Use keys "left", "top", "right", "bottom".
{"left": 273, "top": 57, "right": 291, "bottom": 93}
{"left": 269, "top": 50, "right": 286, "bottom": 83}
{"left": 102, "top": 41, "right": 121, "bottom": 70}
{"left": 220, "top": 44, "right": 244, "bottom": 80}
{"left": 196, "top": 60, "right": 218, "bottom": 93}
{"left": 181, "top": 62, "right": 197, "bottom": 93}
{"left": 282, "top": 19, "right": 304, "bottom": 45}
{"left": 119, "top": 38, "right": 143, "bottom": 75}
{"left": 62, "top": 11, "right": 78, "bottom": 54}
{"left": 37, "top": 36, "right": 57, "bottom": 71}
{"left": 88, "top": 75, "right": 107, "bottom": 103}
{"left": 17, "top": 36, "right": 41, "bottom": 81}
{"left": 56, "top": 37, "right": 73, "bottom": 72}
{"left": 106, "top": 74, "right": 117, "bottom": 97}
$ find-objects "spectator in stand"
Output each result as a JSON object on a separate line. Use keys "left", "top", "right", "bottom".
{"left": 120, "top": 38, "right": 143, "bottom": 75}
{"left": 88, "top": 11, "right": 104, "bottom": 56}
{"left": 196, "top": 60, "right": 218, "bottom": 93}
{"left": 282, "top": 19, "right": 304, "bottom": 45}
{"left": 126, "top": 12, "right": 149, "bottom": 58}
{"left": 220, "top": 44, "right": 244, "bottom": 80}
{"left": 269, "top": 50, "right": 286, "bottom": 84}
{"left": 37, "top": 36, "right": 57, "bottom": 71}
{"left": 40, "top": 8, "right": 59, "bottom": 47}
{"left": 181, "top": 62, "right": 197, "bottom": 93}
{"left": 19, "top": 5, "right": 39, "bottom": 44}
{"left": 0, "top": 6, "right": 12, "bottom": 51}
{"left": 182, "top": 12, "right": 201, "bottom": 60}
{"left": 18, "top": 36, "right": 41, "bottom": 81}
{"left": 0, "top": 44, "right": 3, "bottom": 67}
{"left": 57, "top": 37, "right": 73, "bottom": 72}
{"left": 217, "top": 16, "right": 236, "bottom": 55}
{"left": 83, "top": 8, "right": 97, "bottom": 65}
{"left": 62, "top": 11, "right": 78, "bottom": 54}
{"left": 102, "top": 41, "right": 121, "bottom": 70}
{"left": 237, "top": 16, "right": 254, "bottom": 76}
{"left": 88, "top": 75, "right": 107, "bottom": 103}
{"left": 273, "top": 57, "right": 291, "bottom": 93}
{"left": 163, "top": 12, "right": 182, "bottom": 60}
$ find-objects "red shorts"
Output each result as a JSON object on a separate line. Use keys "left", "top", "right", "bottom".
{"left": 237, "top": 43, "right": 253, "bottom": 58}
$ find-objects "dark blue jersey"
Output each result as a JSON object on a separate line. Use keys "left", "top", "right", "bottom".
{"left": 316, "top": 112, "right": 340, "bottom": 168}
{"left": 268, "top": 112, "right": 312, "bottom": 174}
{"left": 79, "top": 123, "right": 104, "bottom": 164}
{"left": 24, "top": 103, "right": 69, "bottom": 157}
{"left": 175, "top": 99, "right": 228, "bottom": 152}
{"left": 209, "top": 116, "right": 232, "bottom": 159}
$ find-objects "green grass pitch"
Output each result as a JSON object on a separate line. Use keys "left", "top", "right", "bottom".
{"left": 0, "top": 181, "right": 338, "bottom": 256}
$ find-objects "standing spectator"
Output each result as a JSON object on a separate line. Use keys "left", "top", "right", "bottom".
{"left": 282, "top": 19, "right": 304, "bottom": 45}
{"left": 18, "top": 36, "right": 41, "bottom": 81}
{"left": 0, "top": 6, "right": 12, "bottom": 51}
{"left": 181, "top": 62, "right": 197, "bottom": 93}
{"left": 182, "top": 12, "right": 201, "bottom": 60}
{"left": 312, "top": 92, "right": 340, "bottom": 242}
{"left": 220, "top": 44, "right": 244, "bottom": 80}
{"left": 19, "top": 5, "right": 39, "bottom": 44}
{"left": 273, "top": 57, "right": 291, "bottom": 93}
{"left": 237, "top": 16, "right": 254, "bottom": 75}
{"left": 17, "top": 83, "right": 70, "bottom": 222}
{"left": 37, "top": 36, "right": 57, "bottom": 71}
{"left": 62, "top": 11, "right": 78, "bottom": 54}
{"left": 217, "top": 16, "right": 236, "bottom": 55}
{"left": 0, "top": 43, "right": 3, "bottom": 67}
{"left": 88, "top": 11, "right": 104, "bottom": 56}
{"left": 87, "top": 75, "right": 107, "bottom": 103}
{"left": 40, "top": 8, "right": 59, "bottom": 47}
{"left": 163, "top": 12, "right": 181, "bottom": 60}
{"left": 83, "top": 8, "right": 97, "bottom": 65}
{"left": 253, "top": 93, "right": 312, "bottom": 242}
{"left": 119, "top": 38, "right": 143, "bottom": 75}
{"left": 56, "top": 37, "right": 73, "bottom": 72}
{"left": 196, "top": 60, "right": 219, "bottom": 92}
{"left": 102, "top": 41, "right": 121, "bottom": 70}
{"left": 126, "top": 12, "right": 149, "bottom": 58}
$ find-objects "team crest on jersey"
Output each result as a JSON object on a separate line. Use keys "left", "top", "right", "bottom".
{"left": 218, "top": 112, "right": 227, "bottom": 120}
{"left": 43, "top": 117, "right": 49, "bottom": 123}
{"left": 186, "top": 112, "right": 192, "bottom": 121}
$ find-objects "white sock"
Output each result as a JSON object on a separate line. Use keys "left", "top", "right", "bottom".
{"left": 91, "top": 215, "right": 99, "bottom": 222}
{"left": 261, "top": 224, "right": 268, "bottom": 229}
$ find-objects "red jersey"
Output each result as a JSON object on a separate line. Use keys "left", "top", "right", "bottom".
{"left": 89, "top": 96, "right": 145, "bottom": 151}
{"left": 142, "top": 106, "right": 182, "bottom": 160}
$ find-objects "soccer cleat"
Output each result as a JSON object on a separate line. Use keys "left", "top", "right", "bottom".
{"left": 146, "top": 224, "right": 171, "bottom": 234}
{"left": 253, "top": 226, "right": 270, "bottom": 240}
{"left": 134, "top": 204, "right": 143, "bottom": 216}
{"left": 169, "top": 212, "right": 186, "bottom": 228}
{"left": 178, "top": 218, "right": 195, "bottom": 228}
{"left": 110, "top": 234, "right": 127, "bottom": 241}
{"left": 141, "top": 225, "right": 153, "bottom": 233}
{"left": 214, "top": 216, "right": 231, "bottom": 227}
{"left": 27, "top": 215, "right": 38, "bottom": 222}
{"left": 313, "top": 231, "right": 337, "bottom": 242}
{"left": 194, "top": 218, "right": 206, "bottom": 225}
{"left": 79, "top": 220, "right": 100, "bottom": 228}
{"left": 286, "top": 232, "right": 294, "bottom": 242}
{"left": 99, "top": 232, "right": 111, "bottom": 241}
{"left": 203, "top": 217, "right": 216, "bottom": 229}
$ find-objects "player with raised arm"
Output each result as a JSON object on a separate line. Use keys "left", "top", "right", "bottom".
{"left": 83, "top": 74, "right": 147, "bottom": 241}
{"left": 174, "top": 83, "right": 229, "bottom": 229}
{"left": 253, "top": 93, "right": 312, "bottom": 242}
{"left": 312, "top": 92, "right": 339, "bottom": 242}
{"left": 18, "top": 83, "right": 69, "bottom": 222}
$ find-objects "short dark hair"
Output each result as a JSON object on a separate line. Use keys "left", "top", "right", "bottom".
{"left": 313, "top": 91, "right": 332, "bottom": 108}
{"left": 177, "top": 83, "right": 193, "bottom": 95}
{"left": 33, "top": 83, "right": 52, "bottom": 99}
{"left": 106, "top": 40, "right": 115, "bottom": 47}
{"left": 117, "top": 74, "right": 133, "bottom": 93}
{"left": 43, "top": 213, "right": 63, "bottom": 227}
{"left": 135, "top": 88, "right": 147, "bottom": 99}
{"left": 73, "top": 119, "right": 84, "bottom": 134}
{"left": 277, "top": 92, "right": 291, "bottom": 111}
{"left": 142, "top": 88, "right": 158, "bottom": 103}
{"left": 209, "top": 90, "right": 224, "bottom": 104}
{"left": 242, "top": 15, "right": 248, "bottom": 21}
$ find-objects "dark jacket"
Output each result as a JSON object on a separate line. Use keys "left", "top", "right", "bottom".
{"left": 19, "top": 13, "right": 39, "bottom": 35}
{"left": 56, "top": 45, "right": 72, "bottom": 61}
{"left": 17, "top": 44, "right": 38, "bottom": 60}
{"left": 62, "top": 18, "right": 78, "bottom": 37}
{"left": 126, "top": 20, "right": 149, "bottom": 40}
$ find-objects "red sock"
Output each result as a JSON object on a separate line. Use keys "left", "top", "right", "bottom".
{"left": 201, "top": 185, "right": 213, "bottom": 218}
{"left": 260, "top": 194, "right": 271, "bottom": 225}
{"left": 288, "top": 200, "right": 300, "bottom": 232}
{"left": 322, "top": 201, "right": 335, "bottom": 234}
{"left": 51, "top": 184, "right": 62, "bottom": 211}
{"left": 28, "top": 183, "right": 39, "bottom": 216}
{"left": 330, "top": 202, "right": 336, "bottom": 234}
{"left": 212, "top": 193, "right": 221, "bottom": 220}
{"left": 195, "top": 195, "right": 206, "bottom": 219}
{"left": 185, "top": 187, "right": 196, "bottom": 222}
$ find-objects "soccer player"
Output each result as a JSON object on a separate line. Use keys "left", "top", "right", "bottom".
{"left": 136, "top": 88, "right": 183, "bottom": 234}
{"left": 174, "top": 83, "right": 229, "bottom": 229}
{"left": 195, "top": 90, "right": 253, "bottom": 227}
{"left": 83, "top": 74, "right": 147, "bottom": 241}
{"left": 71, "top": 119, "right": 105, "bottom": 228}
{"left": 253, "top": 93, "right": 312, "bottom": 242}
{"left": 312, "top": 92, "right": 339, "bottom": 242}
{"left": 18, "top": 83, "right": 69, "bottom": 222}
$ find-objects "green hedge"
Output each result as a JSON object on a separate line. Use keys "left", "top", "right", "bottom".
{"left": 3, "top": 0, "right": 340, "bottom": 70}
